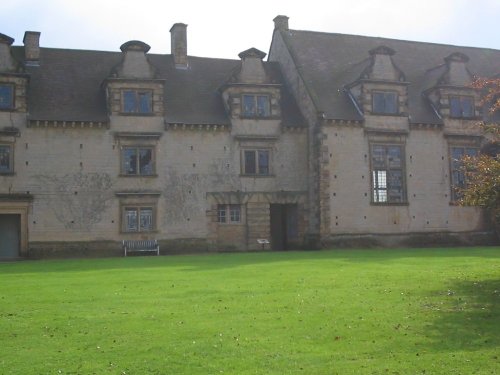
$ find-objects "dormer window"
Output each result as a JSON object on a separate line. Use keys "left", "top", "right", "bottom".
{"left": 0, "top": 83, "right": 14, "bottom": 110}
{"left": 122, "top": 90, "right": 153, "bottom": 114}
{"left": 242, "top": 94, "right": 270, "bottom": 117}
{"left": 372, "top": 91, "right": 398, "bottom": 115}
{"left": 449, "top": 95, "right": 474, "bottom": 118}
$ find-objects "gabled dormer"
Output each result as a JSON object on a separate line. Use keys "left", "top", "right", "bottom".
{"left": 424, "top": 52, "right": 480, "bottom": 121}
{"left": 104, "top": 40, "right": 164, "bottom": 117}
{"left": 221, "top": 48, "right": 281, "bottom": 121}
{"left": 0, "top": 33, "right": 29, "bottom": 113}
{"left": 346, "top": 45, "right": 409, "bottom": 118}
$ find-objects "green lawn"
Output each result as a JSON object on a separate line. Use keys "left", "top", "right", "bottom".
{"left": 0, "top": 247, "right": 499, "bottom": 374}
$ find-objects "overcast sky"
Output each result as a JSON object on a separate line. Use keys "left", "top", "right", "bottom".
{"left": 3, "top": 0, "right": 499, "bottom": 59}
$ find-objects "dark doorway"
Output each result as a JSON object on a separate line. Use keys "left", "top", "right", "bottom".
{"left": 0, "top": 214, "right": 20, "bottom": 258}
{"left": 270, "top": 204, "right": 298, "bottom": 250}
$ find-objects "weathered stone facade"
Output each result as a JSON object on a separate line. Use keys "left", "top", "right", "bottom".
{"left": 0, "top": 18, "right": 498, "bottom": 258}
{"left": 268, "top": 16, "right": 498, "bottom": 248}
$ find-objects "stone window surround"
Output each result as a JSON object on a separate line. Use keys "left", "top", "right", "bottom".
{"left": 217, "top": 204, "right": 242, "bottom": 224}
{"left": 0, "top": 83, "right": 15, "bottom": 110}
{"left": 448, "top": 95, "right": 475, "bottom": 119}
{"left": 371, "top": 90, "right": 398, "bottom": 115}
{"left": 236, "top": 135, "right": 276, "bottom": 178}
{"left": 122, "top": 205, "right": 155, "bottom": 232}
{"left": 447, "top": 136, "right": 481, "bottom": 203}
{"left": 115, "top": 191, "right": 160, "bottom": 234}
{"left": 114, "top": 132, "right": 161, "bottom": 178}
{"left": 241, "top": 148, "right": 272, "bottom": 176}
{"left": 366, "top": 130, "right": 408, "bottom": 205}
{"left": 120, "top": 89, "right": 153, "bottom": 115}
{"left": 0, "top": 143, "right": 14, "bottom": 174}
{"left": 120, "top": 145, "right": 155, "bottom": 177}
{"left": 241, "top": 93, "right": 271, "bottom": 118}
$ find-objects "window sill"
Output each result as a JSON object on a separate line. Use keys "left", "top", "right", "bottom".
{"left": 240, "top": 174, "right": 275, "bottom": 178}
{"left": 119, "top": 174, "right": 158, "bottom": 178}
{"left": 120, "top": 230, "right": 158, "bottom": 234}
{"left": 239, "top": 115, "right": 280, "bottom": 120}
{"left": 118, "top": 112, "right": 156, "bottom": 117}
{"left": 369, "top": 112, "right": 404, "bottom": 117}
{"left": 0, "top": 171, "right": 15, "bottom": 176}
{"left": 370, "top": 202, "right": 409, "bottom": 206}
{"left": 448, "top": 116, "right": 480, "bottom": 120}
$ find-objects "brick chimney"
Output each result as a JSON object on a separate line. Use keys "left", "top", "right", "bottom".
{"left": 273, "top": 15, "right": 289, "bottom": 31}
{"left": 23, "top": 31, "right": 41, "bottom": 66}
{"left": 170, "top": 23, "right": 188, "bottom": 69}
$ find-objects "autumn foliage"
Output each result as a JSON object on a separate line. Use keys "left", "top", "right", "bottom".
{"left": 459, "top": 78, "right": 500, "bottom": 235}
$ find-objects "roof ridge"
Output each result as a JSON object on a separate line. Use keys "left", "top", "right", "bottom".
{"left": 286, "top": 28, "right": 500, "bottom": 52}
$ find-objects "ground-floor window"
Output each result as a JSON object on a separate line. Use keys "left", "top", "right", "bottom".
{"left": 450, "top": 146, "right": 479, "bottom": 202}
{"left": 370, "top": 143, "right": 406, "bottom": 203}
{"left": 217, "top": 204, "right": 241, "bottom": 224}
{"left": 122, "top": 206, "right": 155, "bottom": 232}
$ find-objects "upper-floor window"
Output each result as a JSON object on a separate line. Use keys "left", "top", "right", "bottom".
{"left": 450, "top": 146, "right": 478, "bottom": 201}
{"left": 121, "top": 146, "right": 155, "bottom": 176}
{"left": 217, "top": 204, "right": 241, "bottom": 224}
{"left": 0, "top": 84, "right": 14, "bottom": 110}
{"left": 372, "top": 91, "right": 398, "bottom": 114}
{"left": 0, "top": 144, "right": 13, "bottom": 174}
{"left": 242, "top": 94, "right": 270, "bottom": 117}
{"left": 122, "top": 90, "right": 152, "bottom": 114}
{"left": 449, "top": 96, "right": 474, "bottom": 118}
{"left": 243, "top": 149, "right": 270, "bottom": 176}
{"left": 371, "top": 144, "right": 406, "bottom": 203}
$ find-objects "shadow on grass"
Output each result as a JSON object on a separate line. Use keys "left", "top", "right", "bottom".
{"left": 0, "top": 247, "right": 498, "bottom": 275}
{"left": 425, "top": 278, "right": 500, "bottom": 352}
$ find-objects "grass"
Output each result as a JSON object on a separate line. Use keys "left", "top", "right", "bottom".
{"left": 0, "top": 247, "right": 499, "bottom": 374}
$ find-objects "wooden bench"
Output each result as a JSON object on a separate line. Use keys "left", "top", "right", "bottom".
{"left": 122, "top": 240, "right": 160, "bottom": 256}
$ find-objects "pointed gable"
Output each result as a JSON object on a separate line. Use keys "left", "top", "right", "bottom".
{"left": 113, "top": 40, "right": 156, "bottom": 79}
{"left": 439, "top": 52, "right": 473, "bottom": 86}
{"left": 235, "top": 48, "right": 268, "bottom": 84}
{"left": 365, "top": 46, "right": 405, "bottom": 82}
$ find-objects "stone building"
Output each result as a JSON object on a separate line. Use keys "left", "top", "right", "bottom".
{"left": 0, "top": 17, "right": 498, "bottom": 258}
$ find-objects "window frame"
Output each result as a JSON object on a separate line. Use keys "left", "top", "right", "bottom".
{"left": 217, "top": 204, "right": 242, "bottom": 224}
{"left": 0, "top": 83, "right": 15, "bottom": 111}
{"left": 449, "top": 145, "right": 479, "bottom": 202}
{"left": 372, "top": 90, "right": 398, "bottom": 115}
{"left": 370, "top": 143, "right": 407, "bottom": 204}
{"left": 449, "top": 95, "right": 475, "bottom": 119}
{"left": 0, "top": 143, "right": 13, "bottom": 174}
{"left": 121, "top": 205, "right": 156, "bottom": 233}
{"left": 241, "top": 94, "right": 271, "bottom": 118}
{"left": 120, "top": 145, "right": 156, "bottom": 177}
{"left": 121, "top": 89, "right": 153, "bottom": 114}
{"left": 242, "top": 148, "right": 271, "bottom": 176}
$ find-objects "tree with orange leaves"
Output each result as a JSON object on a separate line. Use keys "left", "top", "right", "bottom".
{"left": 459, "top": 78, "right": 499, "bottom": 238}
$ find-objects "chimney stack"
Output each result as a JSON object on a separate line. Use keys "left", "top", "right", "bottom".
{"left": 170, "top": 23, "right": 188, "bottom": 69}
{"left": 273, "top": 15, "right": 289, "bottom": 31}
{"left": 23, "top": 31, "right": 41, "bottom": 66}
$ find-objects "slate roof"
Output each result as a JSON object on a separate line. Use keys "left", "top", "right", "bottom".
{"left": 275, "top": 30, "right": 500, "bottom": 124}
{"left": 10, "top": 46, "right": 304, "bottom": 126}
